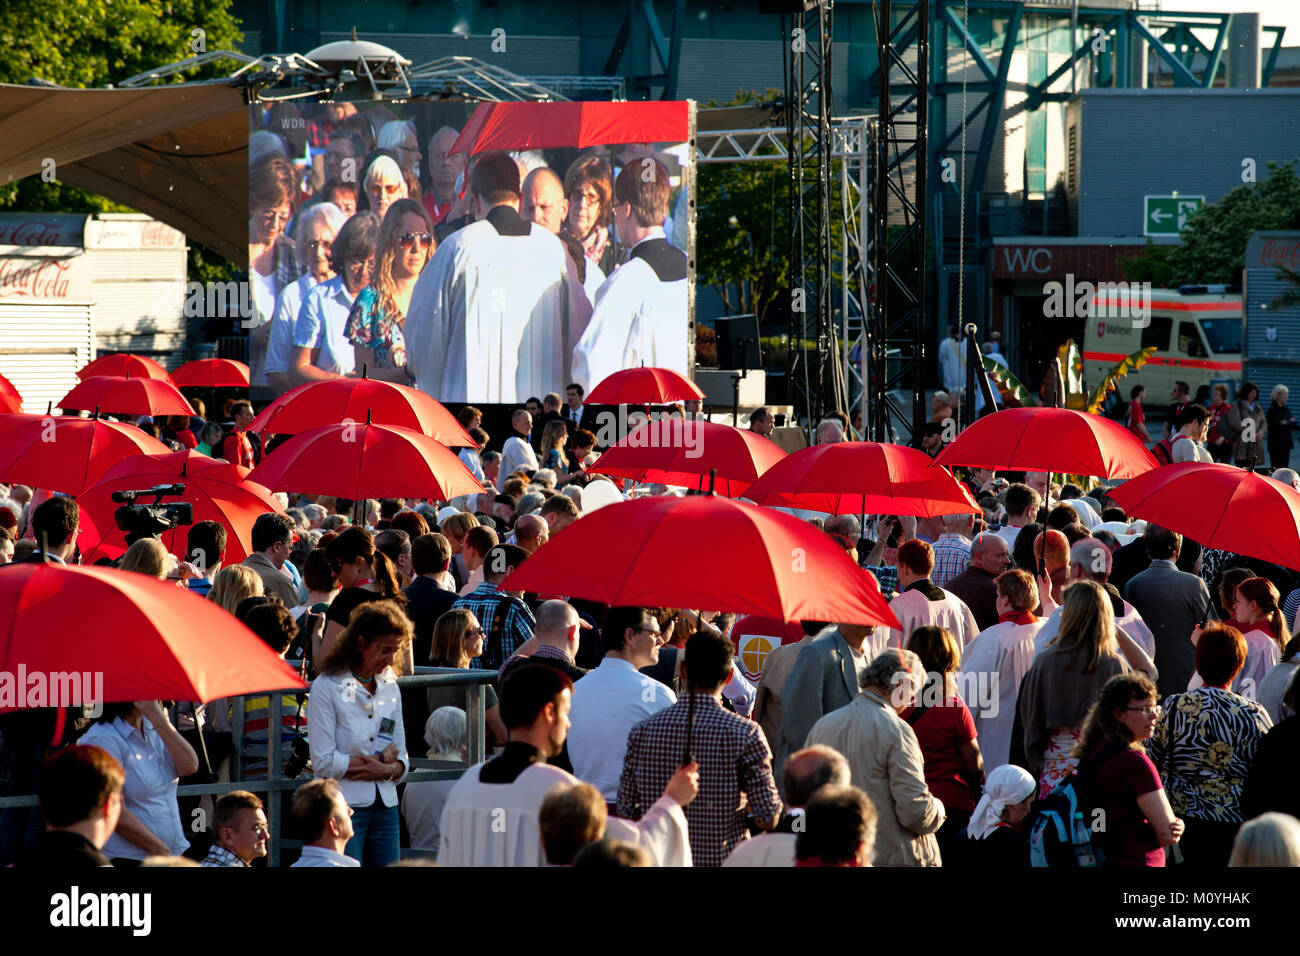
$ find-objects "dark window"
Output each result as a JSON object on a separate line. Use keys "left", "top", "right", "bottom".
{"left": 1178, "top": 321, "right": 1207, "bottom": 357}
{"left": 1140, "top": 316, "right": 1172, "bottom": 351}
{"left": 1199, "top": 318, "right": 1242, "bottom": 354}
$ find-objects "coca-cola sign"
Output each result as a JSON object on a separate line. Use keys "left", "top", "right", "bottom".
{"left": 0, "top": 214, "right": 86, "bottom": 249}
{"left": 0, "top": 257, "right": 89, "bottom": 301}
{"left": 1245, "top": 231, "right": 1300, "bottom": 270}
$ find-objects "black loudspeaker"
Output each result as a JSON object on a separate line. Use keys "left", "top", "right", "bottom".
{"left": 715, "top": 315, "right": 761, "bottom": 370}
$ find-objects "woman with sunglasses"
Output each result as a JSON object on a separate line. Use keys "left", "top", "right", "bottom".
{"left": 425, "top": 608, "right": 507, "bottom": 747}
{"left": 361, "top": 153, "right": 408, "bottom": 221}
{"left": 345, "top": 199, "right": 434, "bottom": 384}
{"left": 320, "top": 526, "right": 410, "bottom": 667}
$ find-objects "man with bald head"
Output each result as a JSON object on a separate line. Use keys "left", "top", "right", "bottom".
{"left": 722, "top": 745, "right": 850, "bottom": 867}
{"left": 944, "top": 532, "right": 1011, "bottom": 630}
{"left": 513, "top": 513, "right": 549, "bottom": 553}
{"left": 501, "top": 408, "right": 540, "bottom": 479}
{"left": 521, "top": 167, "right": 569, "bottom": 235}
{"left": 406, "top": 150, "right": 592, "bottom": 402}
{"left": 1033, "top": 538, "right": 1157, "bottom": 659}
{"left": 1031, "top": 529, "right": 1071, "bottom": 608}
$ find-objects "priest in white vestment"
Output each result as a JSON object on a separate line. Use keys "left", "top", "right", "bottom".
{"left": 437, "top": 664, "right": 693, "bottom": 866}
{"left": 572, "top": 158, "right": 688, "bottom": 392}
{"left": 881, "top": 540, "right": 981, "bottom": 650}
{"left": 405, "top": 151, "right": 592, "bottom": 404}
{"left": 958, "top": 569, "right": 1042, "bottom": 772}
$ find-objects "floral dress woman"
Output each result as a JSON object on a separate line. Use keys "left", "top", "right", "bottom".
{"left": 1146, "top": 686, "right": 1272, "bottom": 865}
{"left": 344, "top": 286, "right": 406, "bottom": 372}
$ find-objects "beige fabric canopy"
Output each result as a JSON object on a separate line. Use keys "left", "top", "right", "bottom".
{"left": 0, "top": 81, "right": 248, "bottom": 263}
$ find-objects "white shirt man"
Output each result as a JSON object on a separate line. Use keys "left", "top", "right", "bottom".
{"left": 572, "top": 159, "right": 687, "bottom": 392}
{"left": 938, "top": 327, "right": 965, "bottom": 393}
{"left": 881, "top": 541, "right": 980, "bottom": 649}
{"left": 438, "top": 665, "right": 692, "bottom": 866}
{"left": 405, "top": 151, "right": 591, "bottom": 403}
{"left": 501, "top": 409, "right": 540, "bottom": 478}
{"left": 291, "top": 780, "right": 361, "bottom": 867}
{"left": 958, "top": 572, "right": 1042, "bottom": 771}
{"left": 567, "top": 608, "right": 677, "bottom": 801}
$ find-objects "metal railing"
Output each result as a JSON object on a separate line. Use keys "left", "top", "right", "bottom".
{"left": 0, "top": 668, "right": 495, "bottom": 866}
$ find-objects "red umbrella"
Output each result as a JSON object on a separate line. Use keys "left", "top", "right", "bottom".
{"left": 77, "top": 353, "right": 171, "bottom": 382}
{"left": 60, "top": 375, "right": 195, "bottom": 417}
{"left": 590, "top": 420, "right": 786, "bottom": 497}
{"left": 0, "top": 563, "right": 305, "bottom": 711}
{"left": 1106, "top": 462, "right": 1300, "bottom": 571}
{"left": 250, "top": 379, "right": 474, "bottom": 447}
{"left": 171, "top": 358, "right": 250, "bottom": 388}
{"left": 585, "top": 367, "right": 705, "bottom": 406}
{"left": 247, "top": 419, "right": 483, "bottom": 500}
{"left": 75, "top": 450, "right": 285, "bottom": 566}
{"left": 503, "top": 495, "right": 900, "bottom": 628}
{"left": 932, "top": 407, "right": 1158, "bottom": 478}
{"left": 744, "top": 441, "right": 980, "bottom": 518}
{"left": 0, "top": 415, "right": 170, "bottom": 495}
{"left": 0, "top": 372, "right": 23, "bottom": 413}
{"left": 451, "top": 100, "right": 689, "bottom": 155}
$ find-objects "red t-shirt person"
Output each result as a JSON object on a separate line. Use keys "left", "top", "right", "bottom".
{"left": 901, "top": 695, "right": 979, "bottom": 813}
{"left": 219, "top": 429, "right": 254, "bottom": 469}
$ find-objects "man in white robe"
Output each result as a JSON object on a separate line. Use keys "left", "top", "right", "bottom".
{"left": 405, "top": 151, "right": 592, "bottom": 404}
{"left": 881, "top": 540, "right": 980, "bottom": 650}
{"left": 958, "top": 569, "right": 1042, "bottom": 771}
{"left": 438, "top": 663, "right": 694, "bottom": 866}
{"left": 572, "top": 158, "right": 688, "bottom": 391}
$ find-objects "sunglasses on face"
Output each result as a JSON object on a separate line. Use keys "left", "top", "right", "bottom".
{"left": 371, "top": 183, "right": 402, "bottom": 196}
{"left": 307, "top": 239, "right": 332, "bottom": 252}
{"left": 258, "top": 209, "right": 291, "bottom": 225}
{"left": 346, "top": 258, "right": 375, "bottom": 273}
{"left": 398, "top": 232, "right": 432, "bottom": 250}
{"left": 465, "top": 627, "right": 485, "bottom": 639}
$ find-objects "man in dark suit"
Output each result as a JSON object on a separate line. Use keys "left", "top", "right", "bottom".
{"left": 944, "top": 532, "right": 1010, "bottom": 631}
{"left": 14, "top": 494, "right": 79, "bottom": 565}
{"left": 778, "top": 623, "right": 875, "bottom": 783}
{"left": 19, "top": 745, "right": 122, "bottom": 869}
{"left": 563, "top": 382, "right": 601, "bottom": 435}
{"left": 1124, "top": 525, "right": 1216, "bottom": 696}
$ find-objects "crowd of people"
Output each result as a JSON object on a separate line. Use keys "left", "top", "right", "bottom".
{"left": 4, "top": 414, "right": 1300, "bottom": 869}
{"left": 243, "top": 102, "right": 689, "bottom": 410}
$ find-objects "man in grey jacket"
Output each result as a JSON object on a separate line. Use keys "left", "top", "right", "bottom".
{"left": 804, "top": 648, "right": 945, "bottom": 866}
{"left": 1124, "top": 524, "right": 1215, "bottom": 696}
{"left": 241, "top": 512, "right": 301, "bottom": 608}
{"left": 778, "top": 623, "right": 876, "bottom": 783}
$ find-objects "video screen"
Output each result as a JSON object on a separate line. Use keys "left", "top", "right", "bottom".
{"left": 245, "top": 99, "right": 692, "bottom": 406}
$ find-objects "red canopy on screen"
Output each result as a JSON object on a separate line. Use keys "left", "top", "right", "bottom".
{"left": 450, "top": 101, "right": 690, "bottom": 155}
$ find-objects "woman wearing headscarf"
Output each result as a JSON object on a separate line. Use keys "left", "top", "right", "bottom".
{"left": 957, "top": 764, "right": 1036, "bottom": 868}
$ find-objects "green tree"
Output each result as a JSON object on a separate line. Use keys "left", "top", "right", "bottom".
{"left": 0, "top": 0, "right": 244, "bottom": 282}
{"left": 1121, "top": 160, "right": 1300, "bottom": 286}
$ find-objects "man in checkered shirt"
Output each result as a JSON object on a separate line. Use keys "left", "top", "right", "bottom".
{"left": 618, "top": 630, "right": 782, "bottom": 867}
{"left": 452, "top": 544, "right": 535, "bottom": 670}
{"left": 930, "top": 513, "right": 975, "bottom": 588}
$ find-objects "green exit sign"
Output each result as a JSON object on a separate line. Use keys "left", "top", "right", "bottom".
{"left": 1144, "top": 195, "right": 1205, "bottom": 237}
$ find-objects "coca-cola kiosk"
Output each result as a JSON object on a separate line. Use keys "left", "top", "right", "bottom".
{"left": 1244, "top": 231, "right": 1300, "bottom": 412}
{"left": 0, "top": 213, "right": 187, "bottom": 413}
{"left": 0, "top": 214, "right": 95, "bottom": 413}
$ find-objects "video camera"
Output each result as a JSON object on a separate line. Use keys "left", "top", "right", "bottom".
{"left": 112, "top": 484, "right": 194, "bottom": 545}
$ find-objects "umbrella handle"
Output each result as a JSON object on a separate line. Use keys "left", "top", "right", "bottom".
{"left": 683, "top": 681, "right": 695, "bottom": 766}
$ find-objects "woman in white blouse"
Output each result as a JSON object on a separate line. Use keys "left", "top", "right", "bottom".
{"left": 308, "top": 599, "right": 412, "bottom": 866}
{"left": 1230, "top": 578, "right": 1287, "bottom": 694}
